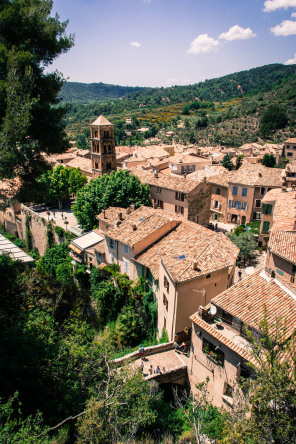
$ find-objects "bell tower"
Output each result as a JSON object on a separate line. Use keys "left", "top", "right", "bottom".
{"left": 90, "top": 115, "right": 116, "bottom": 179}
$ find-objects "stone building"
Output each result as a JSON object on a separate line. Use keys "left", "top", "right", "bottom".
{"left": 133, "top": 169, "right": 211, "bottom": 225}
{"left": 189, "top": 268, "right": 296, "bottom": 408}
{"left": 283, "top": 137, "right": 296, "bottom": 161}
{"left": 95, "top": 205, "right": 239, "bottom": 341}
{"left": 90, "top": 115, "right": 117, "bottom": 178}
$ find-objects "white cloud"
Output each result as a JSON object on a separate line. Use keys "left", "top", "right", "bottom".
{"left": 285, "top": 52, "right": 296, "bottom": 63}
{"left": 291, "top": 11, "right": 296, "bottom": 16}
{"left": 130, "top": 42, "right": 141, "bottom": 47}
{"left": 271, "top": 19, "right": 296, "bottom": 35}
{"left": 219, "top": 25, "right": 256, "bottom": 41}
{"left": 187, "top": 34, "right": 220, "bottom": 54}
{"left": 165, "top": 78, "right": 178, "bottom": 86}
{"left": 264, "top": 0, "right": 296, "bottom": 12}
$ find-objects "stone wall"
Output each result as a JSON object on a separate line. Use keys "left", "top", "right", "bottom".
{"left": 21, "top": 204, "right": 65, "bottom": 256}
{"left": 113, "top": 341, "right": 174, "bottom": 367}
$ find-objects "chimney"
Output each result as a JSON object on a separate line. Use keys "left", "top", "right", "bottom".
{"left": 154, "top": 172, "right": 158, "bottom": 178}
{"left": 183, "top": 174, "right": 187, "bottom": 179}
{"left": 132, "top": 224, "right": 137, "bottom": 231}
{"left": 103, "top": 210, "right": 106, "bottom": 218}
{"left": 126, "top": 208, "right": 131, "bottom": 215}
{"left": 118, "top": 212, "right": 122, "bottom": 221}
{"left": 130, "top": 203, "right": 135, "bottom": 212}
{"left": 192, "top": 261, "right": 198, "bottom": 270}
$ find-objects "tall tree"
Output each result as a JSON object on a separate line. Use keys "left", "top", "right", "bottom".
{"left": 73, "top": 170, "right": 152, "bottom": 231}
{"left": 262, "top": 153, "right": 276, "bottom": 168}
{"left": 0, "top": 0, "right": 74, "bottom": 200}
{"left": 222, "top": 153, "right": 234, "bottom": 171}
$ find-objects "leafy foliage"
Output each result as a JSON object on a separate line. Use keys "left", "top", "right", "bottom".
{"left": 73, "top": 169, "right": 152, "bottom": 231}
{"left": 260, "top": 104, "right": 288, "bottom": 136}
{"left": 222, "top": 153, "right": 234, "bottom": 171}
{"left": 0, "top": 0, "right": 74, "bottom": 200}
{"left": 227, "top": 231, "right": 257, "bottom": 264}
{"left": 262, "top": 153, "right": 276, "bottom": 167}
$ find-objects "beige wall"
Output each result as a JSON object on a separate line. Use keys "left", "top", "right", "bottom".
{"left": 227, "top": 183, "right": 255, "bottom": 224}
{"left": 189, "top": 322, "right": 243, "bottom": 408}
{"left": 265, "top": 250, "right": 296, "bottom": 289}
{"left": 284, "top": 141, "right": 296, "bottom": 161}
{"left": 169, "top": 159, "right": 210, "bottom": 175}
{"left": 157, "top": 264, "right": 234, "bottom": 341}
{"left": 210, "top": 185, "right": 228, "bottom": 222}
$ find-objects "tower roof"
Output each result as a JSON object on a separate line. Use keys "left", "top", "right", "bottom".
{"left": 91, "top": 115, "right": 112, "bottom": 126}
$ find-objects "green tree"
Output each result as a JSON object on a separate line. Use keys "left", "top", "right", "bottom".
{"left": 73, "top": 170, "right": 152, "bottom": 231}
{"left": 235, "top": 154, "right": 244, "bottom": 170}
{"left": 227, "top": 231, "right": 256, "bottom": 265}
{"left": 0, "top": 0, "right": 74, "bottom": 200}
{"left": 262, "top": 153, "right": 276, "bottom": 168}
{"left": 39, "top": 164, "right": 87, "bottom": 207}
{"left": 260, "top": 104, "right": 288, "bottom": 136}
{"left": 222, "top": 153, "right": 234, "bottom": 171}
{"left": 77, "top": 365, "right": 158, "bottom": 443}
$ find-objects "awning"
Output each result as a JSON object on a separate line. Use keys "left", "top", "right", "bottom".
{"left": 69, "top": 251, "right": 83, "bottom": 263}
{"left": 69, "top": 244, "right": 82, "bottom": 255}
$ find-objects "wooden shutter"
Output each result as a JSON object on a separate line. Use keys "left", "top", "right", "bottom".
{"left": 268, "top": 204, "right": 273, "bottom": 215}
{"left": 175, "top": 191, "right": 178, "bottom": 200}
{"left": 160, "top": 200, "right": 164, "bottom": 209}
{"left": 181, "top": 206, "right": 184, "bottom": 215}
{"left": 181, "top": 193, "right": 184, "bottom": 201}
{"left": 175, "top": 205, "right": 178, "bottom": 212}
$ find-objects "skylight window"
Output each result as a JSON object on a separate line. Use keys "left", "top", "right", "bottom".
{"left": 178, "top": 254, "right": 186, "bottom": 260}
{"left": 139, "top": 217, "right": 146, "bottom": 222}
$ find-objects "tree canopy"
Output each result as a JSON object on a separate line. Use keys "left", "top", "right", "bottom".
{"left": 262, "top": 153, "right": 276, "bottom": 168}
{"left": 227, "top": 231, "right": 257, "bottom": 264}
{"left": 73, "top": 169, "right": 152, "bottom": 231}
{"left": 0, "top": 0, "right": 74, "bottom": 200}
{"left": 222, "top": 153, "right": 234, "bottom": 171}
{"left": 39, "top": 164, "right": 87, "bottom": 204}
{"left": 260, "top": 104, "right": 288, "bottom": 136}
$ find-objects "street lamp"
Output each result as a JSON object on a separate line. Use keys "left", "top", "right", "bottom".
{"left": 64, "top": 220, "right": 69, "bottom": 232}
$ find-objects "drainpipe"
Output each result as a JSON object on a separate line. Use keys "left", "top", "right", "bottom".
{"left": 171, "top": 282, "right": 178, "bottom": 341}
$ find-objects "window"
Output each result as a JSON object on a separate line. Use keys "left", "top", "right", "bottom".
{"left": 287, "top": 152, "right": 293, "bottom": 157}
{"left": 241, "top": 202, "right": 248, "bottom": 210}
{"left": 175, "top": 205, "right": 184, "bottom": 214}
{"left": 202, "top": 339, "right": 224, "bottom": 366}
{"left": 110, "top": 253, "right": 114, "bottom": 264}
{"left": 217, "top": 188, "right": 221, "bottom": 195}
{"left": 164, "top": 275, "right": 170, "bottom": 292}
{"left": 232, "top": 186, "right": 238, "bottom": 196}
{"left": 206, "top": 274, "right": 211, "bottom": 279}
{"left": 262, "top": 203, "right": 272, "bottom": 215}
{"left": 124, "top": 244, "right": 129, "bottom": 254}
{"left": 108, "top": 238, "right": 116, "bottom": 249}
{"left": 232, "top": 201, "right": 241, "bottom": 210}
{"left": 228, "top": 200, "right": 232, "bottom": 208}
{"left": 262, "top": 221, "right": 270, "bottom": 233}
{"left": 291, "top": 276, "right": 295, "bottom": 284}
{"left": 157, "top": 199, "right": 164, "bottom": 209}
{"left": 255, "top": 212, "right": 262, "bottom": 220}
{"left": 276, "top": 268, "right": 284, "bottom": 277}
{"left": 260, "top": 187, "right": 266, "bottom": 195}
{"left": 103, "top": 145, "right": 107, "bottom": 153}
{"left": 123, "top": 259, "right": 129, "bottom": 274}
{"left": 242, "top": 187, "right": 248, "bottom": 197}
{"left": 163, "top": 294, "right": 168, "bottom": 310}
{"left": 255, "top": 199, "right": 261, "bottom": 208}
{"left": 156, "top": 187, "right": 161, "bottom": 193}
{"left": 223, "top": 383, "right": 233, "bottom": 398}
{"left": 212, "top": 200, "right": 220, "bottom": 209}
{"left": 108, "top": 144, "right": 111, "bottom": 152}
{"left": 175, "top": 192, "right": 184, "bottom": 201}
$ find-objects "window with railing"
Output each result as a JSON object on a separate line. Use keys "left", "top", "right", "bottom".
{"left": 202, "top": 338, "right": 224, "bottom": 366}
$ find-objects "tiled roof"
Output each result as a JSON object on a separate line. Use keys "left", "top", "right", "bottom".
{"left": 91, "top": 115, "right": 112, "bottom": 126}
{"left": 105, "top": 206, "right": 181, "bottom": 248}
{"left": 190, "top": 312, "right": 256, "bottom": 365}
{"left": 134, "top": 146, "right": 171, "bottom": 159}
{"left": 135, "top": 221, "right": 239, "bottom": 282}
{"left": 133, "top": 169, "right": 201, "bottom": 193}
{"left": 168, "top": 153, "right": 208, "bottom": 164}
{"left": 285, "top": 138, "right": 296, "bottom": 144}
{"left": 269, "top": 230, "right": 296, "bottom": 264}
{"left": 210, "top": 269, "right": 296, "bottom": 338}
{"left": 207, "top": 173, "right": 232, "bottom": 188}
{"left": 97, "top": 207, "right": 130, "bottom": 225}
{"left": 262, "top": 189, "right": 296, "bottom": 231}
{"left": 66, "top": 157, "right": 92, "bottom": 174}
{"left": 227, "top": 163, "right": 282, "bottom": 187}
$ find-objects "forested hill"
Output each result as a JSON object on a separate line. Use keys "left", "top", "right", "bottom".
{"left": 60, "top": 64, "right": 296, "bottom": 105}
{"left": 60, "top": 82, "right": 147, "bottom": 103}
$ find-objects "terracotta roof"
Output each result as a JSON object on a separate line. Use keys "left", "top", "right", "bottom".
{"left": 168, "top": 153, "right": 208, "bottom": 164}
{"left": 285, "top": 138, "right": 296, "bottom": 144}
{"left": 135, "top": 221, "right": 239, "bottom": 282}
{"left": 134, "top": 146, "right": 170, "bottom": 159}
{"left": 190, "top": 312, "right": 256, "bottom": 365}
{"left": 207, "top": 173, "right": 232, "bottom": 188}
{"left": 66, "top": 157, "right": 92, "bottom": 174}
{"left": 0, "top": 179, "right": 21, "bottom": 199}
{"left": 97, "top": 207, "right": 130, "bottom": 225}
{"left": 286, "top": 163, "right": 296, "bottom": 173}
{"left": 133, "top": 169, "right": 201, "bottom": 193}
{"left": 262, "top": 189, "right": 296, "bottom": 231}
{"left": 91, "top": 115, "right": 112, "bottom": 126}
{"left": 210, "top": 269, "right": 296, "bottom": 338}
{"left": 228, "top": 163, "right": 282, "bottom": 187}
{"left": 104, "top": 206, "right": 181, "bottom": 248}
{"left": 269, "top": 230, "right": 296, "bottom": 264}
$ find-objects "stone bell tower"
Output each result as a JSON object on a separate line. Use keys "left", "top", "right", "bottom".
{"left": 90, "top": 115, "right": 116, "bottom": 179}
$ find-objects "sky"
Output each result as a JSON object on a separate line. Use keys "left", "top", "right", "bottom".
{"left": 49, "top": 0, "right": 296, "bottom": 87}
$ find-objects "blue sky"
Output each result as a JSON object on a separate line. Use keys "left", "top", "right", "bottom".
{"left": 49, "top": 0, "right": 296, "bottom": 87}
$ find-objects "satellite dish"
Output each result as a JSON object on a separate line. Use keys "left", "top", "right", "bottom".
{"left": 210, "top": 305, "right": 217, "bottom": 315}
